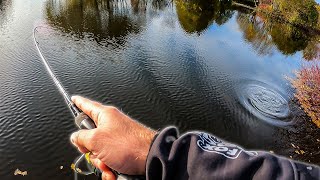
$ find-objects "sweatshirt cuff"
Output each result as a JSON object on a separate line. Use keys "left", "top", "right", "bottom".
{"left": 145, "top": 126, "right": 178, "bottom": 178}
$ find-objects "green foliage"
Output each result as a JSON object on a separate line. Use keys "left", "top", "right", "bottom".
{"left": 271, "top": 0, "right": 319, "bottom": 28}
{"left": 317, "top": 5, "right": 320, "bottom": 29}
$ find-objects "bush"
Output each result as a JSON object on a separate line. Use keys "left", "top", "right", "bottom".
{"left": 292, "top": 64, "right": 320, "bottom": 128}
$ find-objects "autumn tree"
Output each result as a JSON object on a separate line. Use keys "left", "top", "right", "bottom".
{"left": 292, "top": 64, "right": 320, "bottom": 128}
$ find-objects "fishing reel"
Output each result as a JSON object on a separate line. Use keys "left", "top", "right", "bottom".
{"left": 73, "top": 153, "right": 100, "bottom": 176}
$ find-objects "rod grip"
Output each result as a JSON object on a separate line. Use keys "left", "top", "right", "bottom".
{"left": 74, "top": 112, "right": 145, "bottom": 180}
{"left": 74, "top": 112, "right": 103, "bottom": 177}
{"left": 75, "top": 112, "right": 96, "bottom": 129}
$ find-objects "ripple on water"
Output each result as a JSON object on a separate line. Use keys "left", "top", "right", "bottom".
{"left": 236, "top": 80, "right": 292, "bottom": 127}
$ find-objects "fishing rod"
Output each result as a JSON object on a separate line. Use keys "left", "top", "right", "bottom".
{"left": 33, "top": 27, "right": 96, "bottom": 130}
{"left": 33, "top": 27, "right": 144, "bottom": 180}
{"left": 33, "top": 26, "right": 100, "bottom": 178}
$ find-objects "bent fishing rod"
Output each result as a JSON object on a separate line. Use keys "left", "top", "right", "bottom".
{"left": 33, "top": 27, "right": 96, "bottom": 130}
{"left": 33, "top": 27, "right": 102, "bottom": 177}
{"left": 33, "top": 27, "right": 102, "bottom": 178}
{"left": 33, "top": 27, "right": 144, "bottom": 180}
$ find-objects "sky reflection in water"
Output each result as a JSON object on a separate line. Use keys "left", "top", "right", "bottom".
{"left": 0, "top": 0, "right": 319, "bottom": 179}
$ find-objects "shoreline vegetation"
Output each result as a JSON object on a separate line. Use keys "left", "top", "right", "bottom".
{"left": 292, "top": 65, "right": 320, "bottom": 128}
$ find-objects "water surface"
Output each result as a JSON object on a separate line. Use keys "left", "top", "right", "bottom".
{"left": 0, "top": 0, "right": 319, "bottom": 179}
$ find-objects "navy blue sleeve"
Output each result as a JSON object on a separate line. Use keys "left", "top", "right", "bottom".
{"left": 146, "top": 127, "right": 320, "bottom": 180}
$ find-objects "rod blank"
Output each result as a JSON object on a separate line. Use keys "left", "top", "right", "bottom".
{"left": 33, "top": 27, "right": 81, "bottom": 117}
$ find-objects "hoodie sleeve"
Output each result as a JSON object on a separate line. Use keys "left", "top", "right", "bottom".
{"left": 146, "top": 126, "right": 320, "bottom": 180}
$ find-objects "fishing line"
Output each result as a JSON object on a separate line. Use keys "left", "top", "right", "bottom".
{"left": 33, "top": 26, "right": 144, "bottom": 180}
{"left": 33, "top": 26, "right": 99, "bottom": 176}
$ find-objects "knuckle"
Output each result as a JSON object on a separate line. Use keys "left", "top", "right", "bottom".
{"left": 91, "top": 109, "right": 100, "bottom": 120}
{"left": 77, "top": 98, "right": 84, "bottom": 107}
{"left": 90, "top": 130, "right": 100, "bottom": 141}
{"left": 86, "top": 130, "right": 99, "bottom": 149}
{"left": 103, "top": 106, "right": 119, "bottom": 115}
{"left": 76, "top": 101, "right": 83, "bottom": 109}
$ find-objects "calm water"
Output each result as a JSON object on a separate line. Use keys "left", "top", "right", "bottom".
{"left": 0, "top": 0, "right": 319, "bottom": 179}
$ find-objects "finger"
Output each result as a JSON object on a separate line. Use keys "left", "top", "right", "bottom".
{"left": 90, "top": 157, "right": 117, "bottom": 180}
{"left": 102, "top": 170, "right": 117, "bottom": 180}
{"left": 77, "top": 146, "right": 89, "bottom": 154}
{"left": 71, "top": 95, "right": 104, "bottom": 125}
{"left": 90, "top": 157, "right": 110, "bottom": 172}
{"left": 70, "top": 129, "right": 96, "bottom": 152}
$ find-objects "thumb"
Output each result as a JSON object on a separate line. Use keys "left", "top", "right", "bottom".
{"left": 70, "top": 129, "right": 96, "bottom": 152}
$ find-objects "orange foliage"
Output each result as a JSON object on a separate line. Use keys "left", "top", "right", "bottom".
{"left": 292, "top": 64, "right": 320, "bottom": 128}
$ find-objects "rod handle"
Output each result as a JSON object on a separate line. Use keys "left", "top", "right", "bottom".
{"left": 75, "top": 112, "right": 96, "bottom": 129}
{"left": 74, "top": 112, "right": 103, "bottom": 177}
{"left": 74, "top": 112, "right": 146, "bottom": 180}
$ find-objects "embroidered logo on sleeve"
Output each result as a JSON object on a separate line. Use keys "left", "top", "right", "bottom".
{"left": 197, "top": 133, "right": 257, "bottom": 159}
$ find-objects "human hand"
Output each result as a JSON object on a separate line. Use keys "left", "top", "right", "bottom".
{"left": 70, "top": 96, "right": 156, "bottom": 179}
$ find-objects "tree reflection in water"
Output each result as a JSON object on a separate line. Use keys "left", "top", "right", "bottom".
{"left": 174, "top": 0, "right": 319, "bottom": 60}
{"left": 0, "top": 0, "right": 12, "bottom": 26}
{"left": 175, "top": 0, "right": 234, "bottom": 34}
{"left": 46, "top": 0, "right": 319, "bottom": 60}
{"left": 45, "top": 0, "right": 169, "bottom": 46}
{"left": 236, "top": 0, "right": 320, "bottom": 60}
